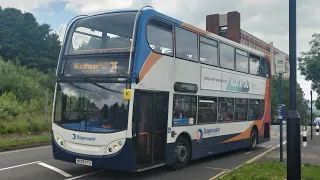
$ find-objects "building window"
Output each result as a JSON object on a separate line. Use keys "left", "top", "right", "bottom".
{"left": 218, "top": 97, "right": 234, "bottom": 123}
{"left": 219, "top": 43, "right": 235, "bottom": 70}
{"left": 235, "top": 98, "right": 248, "bottom": 122}
{"left": 199, "top": 36, "right": 218, "bottom": 66}
{"left": 175, "top": 27, "right": 198, "bottom": 61}
{"left": 172, "top": 94, "right": 197, "bottom": 126}
{"left": 236, "top": 49, "right": 249, "bottom": 73}
{"left": 147, "top": 19, "right": 173, "bottom": 56}
{"left": 260, "top": 57, "right": 270, "bottom": 78}
{"left": 249, "top": 53, "right": 260, "bottom": 75}
{"left": 198, "top": 96, "right": 218, "bottom": 124}
{"left": 249, "top": 99, "right": 260, "bottom": 121}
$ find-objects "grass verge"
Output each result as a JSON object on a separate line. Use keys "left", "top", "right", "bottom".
{"left": 221, "top": 161, "right": 320, "bottom": 180}
{"left": 0, "top": 114, "right": 52, "bottom": 134}
{"left": 0, "top": 135, "right": 51, "bottom": 152}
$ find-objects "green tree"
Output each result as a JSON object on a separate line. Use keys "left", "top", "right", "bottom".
{"left": 0, "top": 7, "right": 61, "bottom": 72}
{"left": 298, "top": 33, "right": 320, "bottom": 114}
{"left": 271, "top": 75, "right": 310, "bottom": 125}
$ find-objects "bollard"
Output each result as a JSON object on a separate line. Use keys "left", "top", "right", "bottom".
{"left": 317, "top": 124, "right": 319, "bottom": 136}
{"left": 303, "top": 126, "right": 307, "bottom": 147}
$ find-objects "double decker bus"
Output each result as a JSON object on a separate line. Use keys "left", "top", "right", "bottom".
{"left": 52, "top": 6, "right": 271, "bottom": 172}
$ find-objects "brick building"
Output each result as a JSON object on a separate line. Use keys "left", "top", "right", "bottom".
{"left": 206, "top": 11, "right": 290, "bottom": 78}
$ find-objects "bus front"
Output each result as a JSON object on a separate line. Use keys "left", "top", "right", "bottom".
{"left": 52, "top": 11, "right": 138, "bottom": 171}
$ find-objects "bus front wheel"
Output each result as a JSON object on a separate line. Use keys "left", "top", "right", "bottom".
{"left": 172, "top": 136, "right": 190, "bottom": 170}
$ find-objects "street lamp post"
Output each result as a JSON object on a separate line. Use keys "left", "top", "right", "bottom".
{"left": 311, "top": 91, "right": 313, "bottom": 140}
{"left": 287, "top": 0, "right": 301, "bottom": 179}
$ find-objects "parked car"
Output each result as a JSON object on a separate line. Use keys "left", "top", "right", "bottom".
{"left": 313, "top": 117, "right": 320, "bottom": 126}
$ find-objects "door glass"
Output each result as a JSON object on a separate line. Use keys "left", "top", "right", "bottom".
{"left": 153, "top": 93, "right": 168, "bottom": 163}
{"left": 134, "top": 92, "right": 154, "bottom": 166}
{"left": 134, "top": 91, "right": 168, "bottom": 167}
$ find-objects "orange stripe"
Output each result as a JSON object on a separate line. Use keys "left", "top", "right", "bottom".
{"left": 222, "top": 120, "right": 264, "bottom": 143}
{"left": 139, "top": 52, "right": 162, "bottom": 81}
{"left": 182, "top": 23, "right": 211, "bottom": 35}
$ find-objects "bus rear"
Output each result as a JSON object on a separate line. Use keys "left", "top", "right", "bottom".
{"left": 52, "top": 10, "right": 138, "bottom": 172}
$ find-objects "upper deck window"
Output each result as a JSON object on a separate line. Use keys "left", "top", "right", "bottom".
{"left": 249, "top": 53, "right": 260, "bottom": 75}
{"left": 199, "top": 36, "right": 218, "bottom": 66}
{"left": 175, "top": 27, "right": 198, "bottom": 62}
{"left": 65, "top": 12, "right": 137, "bottom": 55}
{"left": 146, "top": 19, "right": 173, "bottom": 56}
{"left": 236, "top": 49, "right": 248, "bottom": 73}
{"left": 219, "top": 43, "right": 235, "bottom": 70}
{"left": 260, "top": 57, "right": 270, "bottom": 78}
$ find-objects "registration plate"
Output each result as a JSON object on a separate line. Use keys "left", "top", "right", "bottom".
{"left": 76, "top": 158, "right": 92, "bottom": 166}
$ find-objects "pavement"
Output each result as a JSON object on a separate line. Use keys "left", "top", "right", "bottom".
{"left": 0, "top": 125, "right": 286, "bottom": 180}
{"left": 259, "top": 125, "right": 320, "bottom": 165}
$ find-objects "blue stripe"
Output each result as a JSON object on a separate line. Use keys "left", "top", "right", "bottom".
{"left": 165, "top": 134, "right": 253, "bottom": 165}
{"left": 131, "top": 10, "right": 152, "bottom": 83}
{"left": 131, "top": 9, "right": 184, "bottom": 83}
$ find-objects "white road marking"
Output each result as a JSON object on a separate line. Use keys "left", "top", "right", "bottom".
{"left": 245, "top": 151, "right": 252, "bottom": 155}
{"left": 205, "top": 167, "right": 230, "bottom": 171}
{"left": 64, "top": 170, "right": 105, "bottom": 180}
{"left": 0, "top": 146, "right": 51, "bottom": 155}
{"left": 0, "top": 161, "right": 41, "bottom": 171}
{"left": 38, "top": 162, "right": 72, "bottom": 178}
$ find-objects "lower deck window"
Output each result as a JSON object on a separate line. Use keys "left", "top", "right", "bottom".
{"left": 198, "top": 96, "right": 218, "bottom": 124}
{"left": 218, "top": 97, "right": 234, "bottom": 123}
{"left": 172, "top": 94, "right": 197, "bottom": 126}
{"left": 249, "top": 99, "right": 260, "bottom": 121}
{"left": 235, "top": 98, "right": 248, "bottom": 122}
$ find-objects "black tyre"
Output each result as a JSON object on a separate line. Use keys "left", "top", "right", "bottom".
{"left": 172, "top": 137, "right": 190, "bottom": 170}
{"left": 248, "top": 128, "right": 258, "bottom": 150}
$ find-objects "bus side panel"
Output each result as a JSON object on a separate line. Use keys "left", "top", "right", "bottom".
{"left": 52, "top": 137, "right": 138, "bottom": 172}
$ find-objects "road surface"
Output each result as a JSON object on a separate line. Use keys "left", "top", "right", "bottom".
{"left": 0, "top": 125, "right": 287, "bottom": 180}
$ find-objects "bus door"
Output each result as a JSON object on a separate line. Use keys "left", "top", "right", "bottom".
{"left": 133, "top": 90, "right": 169, "bottom": 168}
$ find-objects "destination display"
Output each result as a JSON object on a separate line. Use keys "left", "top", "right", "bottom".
{"left": 63, "top": 59, "right": 129, "bottom": 75}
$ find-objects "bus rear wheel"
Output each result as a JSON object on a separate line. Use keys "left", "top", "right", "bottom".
{"left": 172, "top": 137, "right": 190, "bottom": 170}
{"left": 248, "top": 128, "right": 258, "bottom": 150}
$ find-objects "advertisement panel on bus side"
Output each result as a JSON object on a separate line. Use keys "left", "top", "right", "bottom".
{"left": 200, "top": 67, "right": 266, "bottom": 95}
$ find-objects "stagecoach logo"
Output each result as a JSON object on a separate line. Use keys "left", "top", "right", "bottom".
{"left": 203, "top": 128, "right": 220, "bottom": 135}
{"left": 72, "top": 134, "right": 96, "bottom": 141}
{"left": 196, "top": 129, "right": 203, "bottom": 142}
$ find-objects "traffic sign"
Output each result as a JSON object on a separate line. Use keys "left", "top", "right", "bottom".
{"left": 277, "top": 104, "right": 286, "bottom": 120}
{"left": 275, "top": 54, "right": 287, "bottom": 74}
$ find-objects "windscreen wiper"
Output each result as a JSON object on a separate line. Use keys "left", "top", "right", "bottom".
{"left": 79, "top": 76, "right": 123, "bottom": 94}
{"left": 59, "top": 79, "right": 95, "bottom": 92}
{"left": 58, "top": 76, "right": 124, "bottom": 94}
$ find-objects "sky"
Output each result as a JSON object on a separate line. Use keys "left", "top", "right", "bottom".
{"left": 0, "top": 0, "right": 318, "bottom": 100}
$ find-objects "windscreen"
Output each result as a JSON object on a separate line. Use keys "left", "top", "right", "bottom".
{"left": 65, "top": 12, "right": 137, "bottom": 55}
{"left": 54, "top": 82, "right": 129, "bottom": 133}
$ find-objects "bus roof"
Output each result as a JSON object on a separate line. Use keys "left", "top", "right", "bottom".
{"left": 73, "top": 7, "right": 267, "bottom": 58}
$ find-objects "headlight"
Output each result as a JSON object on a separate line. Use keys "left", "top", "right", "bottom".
{"left": 53, "top": 132, "right": 65, "bottom": 148}
{"left": 104, "top": 139, "right": 126, "bottom": 155}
